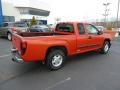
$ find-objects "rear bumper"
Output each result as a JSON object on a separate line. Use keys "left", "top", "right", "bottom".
{"left": 11, "top": 48, "right": 23, "bottom": 63}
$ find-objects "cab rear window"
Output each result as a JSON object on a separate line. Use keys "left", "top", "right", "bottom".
{"left": 56, "top": 24, "right": 74, "bottom": 33}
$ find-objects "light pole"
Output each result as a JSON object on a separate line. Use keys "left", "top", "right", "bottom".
{"left": 116, "top": 0, "right": 120, "bottom": 29}
{"left": 103, "top": 3, "right": 110, "bottom": 27}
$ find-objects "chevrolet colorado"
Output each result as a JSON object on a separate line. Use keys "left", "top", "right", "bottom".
{"left": 11, "top": 22, "right": 111, "bottom": 70}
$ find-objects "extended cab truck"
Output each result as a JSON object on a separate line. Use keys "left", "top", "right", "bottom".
{"left": 11, "top": 22, "right": 111, "bottom": 70}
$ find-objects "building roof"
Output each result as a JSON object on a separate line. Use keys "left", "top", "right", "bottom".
{"left": 16, "top": 7, "right": 50, "bottom": 16}
{"left": 14, "top": 0, "right": 50, "bottom": 11}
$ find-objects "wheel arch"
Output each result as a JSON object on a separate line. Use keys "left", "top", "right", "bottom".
{"left": 104, "top": 38, "right": 111, "bottom": 47}
{"left": 7, "top": 31, "right": 11, "bottom": 35}
{"left": 45, "top": 46, "right": 68, "bottom": 58}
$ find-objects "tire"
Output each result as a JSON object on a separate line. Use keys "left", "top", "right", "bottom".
{"left": 46, "top": 50, "right": 66, "bottom": 70}
{"left": 7, "top": 33, "right": 12, "bottom": 41}
{"left": 100, "top": 41, "right": 110, "bottom": 54}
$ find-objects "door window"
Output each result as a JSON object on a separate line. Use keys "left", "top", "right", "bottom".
{"left": 87, "top": 24, "right": 98, "bottom": 34}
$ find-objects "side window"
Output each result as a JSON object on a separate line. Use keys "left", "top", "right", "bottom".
{"left": 78, "top": 23, "right": 85, "bottom": 35}
{"left": 3, "top": 23, "right": 8, "bottom": 27}
{"left": 87, "top": 24, "right": 98, "bottom": 34}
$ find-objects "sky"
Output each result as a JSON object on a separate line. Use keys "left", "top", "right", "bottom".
{"left": 3, "top": 0, "right": 119, "bottom": 23}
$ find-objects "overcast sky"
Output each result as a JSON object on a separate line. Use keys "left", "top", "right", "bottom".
{"left": 3, "top": 0, "right": 119, "bottom": 23}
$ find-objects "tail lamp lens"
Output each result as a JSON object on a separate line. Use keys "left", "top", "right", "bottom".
{"left": 20, "top": 41, "right": 27, "bottom": 55}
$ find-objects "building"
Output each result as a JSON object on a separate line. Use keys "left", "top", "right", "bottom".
{"left": 0, "top": 0, "right": 50, "bottom": 24}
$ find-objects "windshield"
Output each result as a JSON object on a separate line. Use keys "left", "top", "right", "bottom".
{"left": 30, "top": 25, "right": 52, "bottom": 32}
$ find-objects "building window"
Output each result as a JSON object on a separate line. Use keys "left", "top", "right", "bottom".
{"left": 19, "top": 8, "right": 28, "bottom": 14}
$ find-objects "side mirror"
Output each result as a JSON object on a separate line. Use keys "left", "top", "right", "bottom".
{"left": 98, "top": 30, "right": 103, "bottom": 35}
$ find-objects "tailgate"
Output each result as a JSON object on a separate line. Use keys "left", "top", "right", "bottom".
{"left": 12, "top": 33, "right": 23, "bottom": 52}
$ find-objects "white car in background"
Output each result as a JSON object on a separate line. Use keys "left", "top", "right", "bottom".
{"left": 96, "top": 26, "right": 105, "bottom": 32}
{"left": 118, "top": 28, "right": 120, "bottom": 35}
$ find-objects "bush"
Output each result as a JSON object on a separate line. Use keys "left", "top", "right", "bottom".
{"left": 107, "top": 25, "right": 112, "bottom": 30}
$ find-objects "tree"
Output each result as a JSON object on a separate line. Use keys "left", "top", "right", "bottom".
{"left": 30, "top": 16, "right": 37, "bottom": 26}
{"left": 107, "top": 24, "right": 112, "bottom": 30}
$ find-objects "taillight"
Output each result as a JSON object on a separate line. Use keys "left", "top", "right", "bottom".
{"left": 12, "top": 27, "right": 17, "bottom": 33}
{"left": 20, "top": 41, "right": 27, "bottom": 55}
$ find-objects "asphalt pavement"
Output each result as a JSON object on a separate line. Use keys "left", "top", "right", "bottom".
{"left": 0, "top": 37, "right": 120, "bottom": 90}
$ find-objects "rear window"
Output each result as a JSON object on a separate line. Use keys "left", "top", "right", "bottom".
{"left": 56, "top": 24, "right": 74, "bottom": 33}
{"left": 15, "top": 23, "right": 27, "bottom": 27}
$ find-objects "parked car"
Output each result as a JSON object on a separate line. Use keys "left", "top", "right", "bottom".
{"left": 0, "top": 22, "right": 28, "bottom": 40}
{"left": 28, "top": 25, "right": 52, "bottom": 32}
{"left": 47, "top": 24, "right": 56, "bottom": 31}
{"left": 96, "top": 26, "right": 105, "bottom": 32}
{"left": 11, "top": 22, "right": 112, "bottom": 70}
{"left": 118, "top": 28, "right": 120, "bottom": 35}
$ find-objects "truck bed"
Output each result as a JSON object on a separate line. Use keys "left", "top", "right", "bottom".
{"left": 18, "top": 32, "right": 72, "bottom": 37}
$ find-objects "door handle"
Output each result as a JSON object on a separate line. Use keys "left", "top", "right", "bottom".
{"left": 88, "top": 36, "right": 92, "bottom": 39}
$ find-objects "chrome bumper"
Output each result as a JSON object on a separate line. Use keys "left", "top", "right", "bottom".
{"left": 11, "top": 48, "right": 23, "bottom": 63}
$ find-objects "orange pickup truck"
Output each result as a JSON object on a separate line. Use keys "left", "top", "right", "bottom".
{"left": 11, "top": 22, "right": 111, "bottom": 70}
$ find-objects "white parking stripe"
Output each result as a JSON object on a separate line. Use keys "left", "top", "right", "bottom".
{"left": 43, "top": 77, "right": 71, "bottom": 90}
{"left": 0, "top": 54, "right": 10, "bottom": 58}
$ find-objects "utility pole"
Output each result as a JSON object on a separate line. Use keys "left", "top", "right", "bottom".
{"left": 103, "top": 3, "right": 110, "bottom": 27}
{"left": 116, "top": 0, "right": 120, "bottom": 29}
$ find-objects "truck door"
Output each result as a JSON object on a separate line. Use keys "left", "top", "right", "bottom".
{"left": 85, "top": 24, "right": 103, "bottom": 50}
{"left": 76, "top": 23, "right": 91, "bottom": 53}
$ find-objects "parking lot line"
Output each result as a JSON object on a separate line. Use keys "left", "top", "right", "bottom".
{"left": 0, "top": 54, "right": 10, "bottom": 58}
{"left": 43, "top": 77, "right": 71, "bottom": 90}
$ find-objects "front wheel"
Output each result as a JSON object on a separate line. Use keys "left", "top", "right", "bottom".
{"left": 99, "top": 41, "right": 110, "bottom": 54}
{"left": 46, "top": 50, "right": 66, "bottom": 70}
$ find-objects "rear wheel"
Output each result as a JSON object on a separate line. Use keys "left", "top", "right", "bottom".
{"left": 46, "top": 50, "right": 66, "bottom": 70}
{"left": 7, "top": 33, "right": 12, "bottom": 41}
{"left": 100, "top": 41, "right": 110, "bottom": 54}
